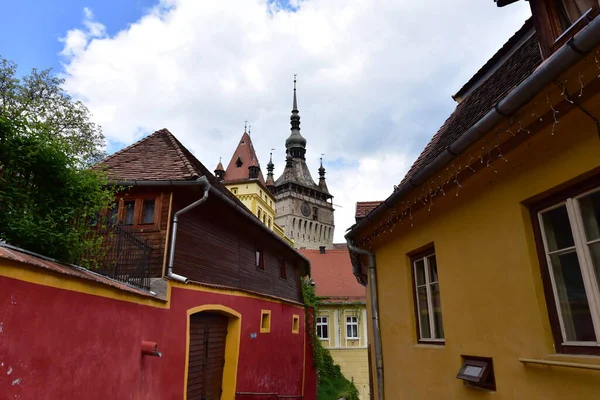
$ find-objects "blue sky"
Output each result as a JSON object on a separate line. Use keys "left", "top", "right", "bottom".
{"left": 1, "top": 0, "right": 156, "bottom": 73}
{"left": 4, "top": 0, "right": 531, "bottom": 239}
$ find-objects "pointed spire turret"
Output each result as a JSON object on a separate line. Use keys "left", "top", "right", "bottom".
{"left": 266, "top": 150, "right": 275, "bottom": 188}
{"left": 318, "top": 156, "right": 329, "bottom": 193}
{"left": 285, "top": 75, "right": 307, "bottom": 159}
{"left": 215, "top": 157, "right": 225, "bottom": 181}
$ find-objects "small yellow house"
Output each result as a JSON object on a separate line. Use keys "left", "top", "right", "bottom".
{"left": 215, "top": 130, "right": 292, "bottom": 244}
{"left": 346, "top": 3, "right": 600, "bottom": 399}
{"left": 300, "top": 246, "right": 371, "bottom": 399}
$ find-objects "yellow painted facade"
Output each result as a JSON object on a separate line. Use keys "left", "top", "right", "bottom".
{"left": 225, "top": 180, "right": 293, "bottom": 245}
{"left": 355, "top": 57, "right": 600, "bottom": 398}
{"left": 318, "top": 303, "right": 370, "bottom": 399}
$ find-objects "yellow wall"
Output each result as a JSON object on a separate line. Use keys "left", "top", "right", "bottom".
{"left": 358, "top": 69, "right": 600, "bottom": 399}
{"left": 225, "top": 181, "right": 294, "bottom": 245}
{"left": 319, "top": 304, "right": 370, "bottom": 399}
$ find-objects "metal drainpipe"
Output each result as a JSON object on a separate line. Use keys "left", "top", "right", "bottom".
{"left": 347, "top": 239, "right": 383, "bottom": 400}
{"left": 166, "top": 176, "right": 211, "bottom": 283}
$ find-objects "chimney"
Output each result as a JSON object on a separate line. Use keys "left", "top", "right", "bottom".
{"left": 319, "top": 246, "right": 326, "bottom": 254}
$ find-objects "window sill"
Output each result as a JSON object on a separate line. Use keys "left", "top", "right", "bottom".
{"left": 519, "top": 357, "right": 600, "bottom": 371}
{"left": 414, "top": 343, "right": 445, "bottom": 349}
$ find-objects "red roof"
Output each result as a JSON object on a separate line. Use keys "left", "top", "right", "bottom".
{"left": 299, "top": 247, "right": 365, "bottom": 301}
{"left": 223, "top": 132, "right": 265, "bottom": 184}
{"left": 355, "top": 201, "right": 383, "bottom": 221}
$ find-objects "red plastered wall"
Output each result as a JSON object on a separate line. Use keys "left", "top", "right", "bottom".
{"left": 0, "top": 275, "right": 313, "bottom": 399}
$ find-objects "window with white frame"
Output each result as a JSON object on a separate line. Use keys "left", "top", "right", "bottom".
{"left": 412, "top": 250, "right": 445, "bottom": 343}
{"left": 537, "top": 187, "right": 600, "bottom": 349}
{"left": 316, "top": 316, "right": 329, "bottom": 340}
{"left": 346, "top": 316, "right": 359, "bottom": 339}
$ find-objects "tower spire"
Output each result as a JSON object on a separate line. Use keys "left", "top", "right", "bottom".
{"left": 293, "top": 74, "right": 298, "bottom": 111}
{"left": 286, "top": 74, "right": 306, "bottom": 158}
{"left": 318, "top": 154, "right": 329, "bottom": 193}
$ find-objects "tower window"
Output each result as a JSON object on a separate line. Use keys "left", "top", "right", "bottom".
{"left": 313, "top": 207, "right": 319, "bottom": 221}
{"left": 236, "top": 156, "right": 243, "bottom": 168}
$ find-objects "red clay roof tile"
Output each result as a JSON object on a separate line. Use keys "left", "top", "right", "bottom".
{"left": 223, "top": 132, "right": 265, "bottom": 184}
{"left": 299, "top": 247, "right": 365, "bottom": 300}
{"left": 355, "top": 201, "right": 384, "bottom": 220}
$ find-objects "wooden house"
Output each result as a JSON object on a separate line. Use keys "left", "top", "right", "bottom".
{"left": 95, "top": 128, "right": 316, "bottom": 399}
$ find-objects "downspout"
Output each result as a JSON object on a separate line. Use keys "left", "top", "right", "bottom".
{"left": 347, "top": 239, "right": 383, "bottom": 400}
{"left": 166, "top": 176, "right": 211, "bottom": 283}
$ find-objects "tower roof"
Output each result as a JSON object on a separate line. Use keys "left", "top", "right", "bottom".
{"left": 223, "top": 131, "right": 265, "bottom": 184}
{"left": 285, "top": 76, "right": 307, "bottom": 151}
{"left": 95, "top": 128, "right": 238, "bottom": 202}
{"left": 215, "top": 159, "right": 225, "bottom": 172}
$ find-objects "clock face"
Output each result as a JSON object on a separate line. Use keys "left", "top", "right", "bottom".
{"left": 301, "top": 202, "right": 311, "bottom": 217}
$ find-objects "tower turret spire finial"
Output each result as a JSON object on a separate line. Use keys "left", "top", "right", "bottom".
{"left": 244, "top": 120, "right": 247, "bottom": 133}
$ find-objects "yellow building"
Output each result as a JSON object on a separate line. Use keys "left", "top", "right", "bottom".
{"left": 300, "top": 247, "right": 371, "bottom": 399}
{"left": 346, "top": 5, "right": 600, "bottom": 400}
{"left": 215, "top": 130, "right": 292, "bottom": 245}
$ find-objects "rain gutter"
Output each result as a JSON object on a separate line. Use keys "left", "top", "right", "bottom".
{"left": 346, "top": 15, "right": 600, "bottom": 241}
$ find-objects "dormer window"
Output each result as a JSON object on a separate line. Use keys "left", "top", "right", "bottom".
{"left": 236, "top": 156, "right": 243, "bottom": 168}
{"left": 526, "top": 0, "right": 599, "bottom": 58}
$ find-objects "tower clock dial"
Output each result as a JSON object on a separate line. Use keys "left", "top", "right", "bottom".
{"left": 301, "top": 202, "right": 311, "bottom": 217}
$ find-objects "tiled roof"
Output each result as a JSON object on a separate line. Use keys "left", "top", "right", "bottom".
{"left": 223, "top": 132, "right": 265, "bottom": 185}
{"left": 0, "top": 244, "right": 158, "bottom": 298}
{"left": 299, "top": 246, "right": 366, "bottom": 300}
{"left": 98, "top": 128, "right": 199, "bottom": 181}
{"left": 401, "top": 21, "right": 541, "bottom": 185}
{"left": 356, "top": 201, "right": 384, "bottom": 221}
{"left": 97, "top": 128, "right": 240, "bottom": 203}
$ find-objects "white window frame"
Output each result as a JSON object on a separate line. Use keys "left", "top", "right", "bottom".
{"left": 316, "top": 316, "right": 329, "bottom": 340}
{"left": 538, "top": 187, "right": 600, "bottom": 347}
{"left": 413, "top": 253, "right": 445, "bottom": 342}
{"left": 345, "top": 315, "right": 359, "bottom": 340}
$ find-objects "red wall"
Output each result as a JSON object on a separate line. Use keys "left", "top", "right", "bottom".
{"left": 0, "top": 275, "right": 316, "bottom": 400}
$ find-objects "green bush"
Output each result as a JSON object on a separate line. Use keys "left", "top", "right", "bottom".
{"left": 302, "top": 280, "right": 360, "bottom": 400}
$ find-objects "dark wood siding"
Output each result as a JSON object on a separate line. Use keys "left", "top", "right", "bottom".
{"left": 187, "top": 312, "right": 228, "bottom": 400}
{"left": 172, "top": 189, "right": 304, "bottom": 303}
{"left": 115, "top": 187, "right": 172, "bottom": 277}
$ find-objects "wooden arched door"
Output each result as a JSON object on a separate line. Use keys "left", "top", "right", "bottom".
{"left": 186, "top": 312, "right": 229, "bottom": 400}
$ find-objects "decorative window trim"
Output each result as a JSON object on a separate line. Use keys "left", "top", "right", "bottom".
{"left": 345, "top": 315, "right": 360, "bottom": 340}
{"left": 530, "top": 173, "right": 600, "bottom": 355}
{"left": 260, "top": 310, "right": 271, "bottom": 333}
{"left": 409, "top": 246, "right": 445, "bottom": 344}
{"left": 316, "top": 316, "right": 329, "bottom": 340}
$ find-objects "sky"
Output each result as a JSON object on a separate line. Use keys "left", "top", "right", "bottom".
{"left": 1, "top": 0, "right": 531, "bottom": 242}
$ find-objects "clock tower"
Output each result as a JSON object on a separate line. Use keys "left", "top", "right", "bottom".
{"left": 270, "top": 78, "right": 335, "bottom": 249}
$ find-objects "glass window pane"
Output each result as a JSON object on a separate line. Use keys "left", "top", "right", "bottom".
{"left": 542, "top": 206, "right": 575, "bottom": 251}
{"left": 323, "top": 324, "right": 328, "bottom": 339}
{"left": 579, "top": 191, "right": 600, "bottom": 242}
{"left": 142, "top": 199, "right": 155, "bottom": 224}
{"left": 428, "top": 255, "right": 438, "bottom": 283}
{"left": 549, "top": 251, "right": 596, "bottom": 342}
{"left": 589, "top": 242, "right": 600, "bottom": 295}
{"left": 415, "top": 259, "right": 426, "bottom": 286}
{"left": 431, "top": 283, "right": 445, "bottom": 339}
{"left": 124, "top": 201, "right": 135, "bottom": 225}
{"left": 108, "top": 206, "right": 118, "bottom": 225}
{"left": 417, "top": 287, "right": 431, "bottom": 339}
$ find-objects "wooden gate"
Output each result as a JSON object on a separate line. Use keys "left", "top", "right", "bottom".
{"left": 187, "top": 312, "right": 229, "bottom": 400}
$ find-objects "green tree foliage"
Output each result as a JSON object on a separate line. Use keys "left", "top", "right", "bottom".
{"left": 0, "top": 57, "right": 105, "bottom": 166}
{"left": 0, "top": 57, "right": 116, "bottom": 263}
{"left": 302, "top": 280, "right": 360, "bottom": 400}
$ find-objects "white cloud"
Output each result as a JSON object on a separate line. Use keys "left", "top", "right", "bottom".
{"left": 59, "top": 0, "right": 531, "bottom": 241}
